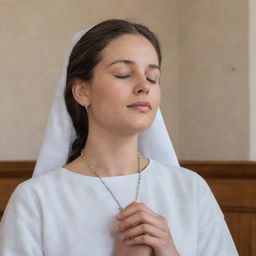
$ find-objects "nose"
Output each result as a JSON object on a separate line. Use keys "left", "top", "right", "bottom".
{"left": 134, "top": 75, "right": 150, "bottom": 95}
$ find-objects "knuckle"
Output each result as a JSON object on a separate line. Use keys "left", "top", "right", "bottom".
{"left": 125, "top": 229, "right": 131, "bottom": 237}
{"left": 141, "top": 224, "right": 147, "bottom": 232}
{"left": 120, "top": 222, "right": 126, "bottom": 230}
{"left": 141, "top": 234, "right": 148, "bottom": 242}
{"left": 138, "top": 211, "right": 145, "bottom": 219}
{"left": 138, "top": 203, "right": 145, "bottom": 210}
{"left": 140, "top": 212, "right": 148, "bottom": 222}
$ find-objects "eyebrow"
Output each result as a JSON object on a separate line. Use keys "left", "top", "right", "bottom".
{"left": 108, "top": 59, "right": 160, "bottom": 71}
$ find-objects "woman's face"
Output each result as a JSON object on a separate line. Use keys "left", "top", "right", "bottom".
{"left": 86, "top": 34, "right": 161, "bottom": 136}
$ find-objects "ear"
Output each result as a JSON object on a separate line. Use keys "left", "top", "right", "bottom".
{"left": 71, "top": 78, "right": 91, "bottom": 106}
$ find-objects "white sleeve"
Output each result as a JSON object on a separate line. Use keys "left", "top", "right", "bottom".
{"left": 0, "top": 183, "right": 43, "bottom": 256}
{"left": 195, "top": 174, "right": 239, "bottom": 255}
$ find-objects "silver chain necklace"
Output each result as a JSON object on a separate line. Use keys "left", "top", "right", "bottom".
{"left": 80, "top": 150, "right": 142, "bottom": 212}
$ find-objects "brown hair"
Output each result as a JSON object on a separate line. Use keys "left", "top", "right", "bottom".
{"left": 65, "top": 19, "right": 162, "bottom": 163}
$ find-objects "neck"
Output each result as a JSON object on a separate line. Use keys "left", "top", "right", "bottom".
{"left": 82, "top": 131, "right": 139, "bottom": 177}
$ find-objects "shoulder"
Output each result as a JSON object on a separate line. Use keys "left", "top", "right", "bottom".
{"left": 13, "top": 167, "right": 63, "bottom": 195}
{"left": 151, "top": 159, "right": 224, "bottom": 217}
{"left": 2, "top": 168, "right": 64, "bottom": 217}
{"left": 150, "top": 158, "right": 203, "bottom": 184}
{"left": 149, "top": 159, "right": 212, "bottom": 196}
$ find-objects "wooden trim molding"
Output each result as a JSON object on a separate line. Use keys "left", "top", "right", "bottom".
{"left": 0, "top": 160, "right": 255, "bottom": 178}
{"left": 180, "top": 161, "right": 256, "bottom": 179}
{"left": 180, "top": 161, "right": 256, "bottom": 213}
{"left": 0, "top": 161, "right": 35, "bottom": 178}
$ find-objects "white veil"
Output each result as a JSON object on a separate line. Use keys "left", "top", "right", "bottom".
{"left": 33, "top": 26, "right": 179, "bottom": 177}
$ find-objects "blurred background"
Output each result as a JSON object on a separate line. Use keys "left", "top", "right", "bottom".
{"left": 0, "top": 0, "right": 256, "bottom": 255}
{"left": 0, "top": 0, "right": 255, "bottom": 161}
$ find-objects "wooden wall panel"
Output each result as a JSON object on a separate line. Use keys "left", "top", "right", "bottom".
{"left": 0, "top": 178, "right": 27, "bottom": 218}
{"left": 0, "top": 161, "right": 33, "bottom": 218}
{"left": 0, "top": 161, "right": 255, "bottom": 255}
{"left": 206, "top": 179, "right": 256, "bottom": 256}
{"left": 183, "top": 161, "right": 256, "bottom": 256}
{"left": 252, "top": 216, "right": 256, "bottom": 255}
{"left": 225, "top": 212, "right": 253, "bottom": 256}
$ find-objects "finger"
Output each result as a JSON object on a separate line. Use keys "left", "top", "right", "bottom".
{"left": 116, "top": 201, "right": 141, "bottom": 220}
{"left": 117, "top": 210, "right": 166, "bottom": 233}
{"left": 116, "top": 202, "right": 158, "bottom": 220}
{"left": 121, "top": 223, "right": 166, "bottom": 241}
{"left": 124, "top": 233, "right": 165, "bottom": 251}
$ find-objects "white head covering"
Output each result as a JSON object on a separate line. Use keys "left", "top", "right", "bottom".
{"left": 33, "top": 25, "right": 179, "bottom": 177}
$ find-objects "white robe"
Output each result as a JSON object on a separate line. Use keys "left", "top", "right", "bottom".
{"left": 0, "top": 159, "right": 238, "bottom": 255}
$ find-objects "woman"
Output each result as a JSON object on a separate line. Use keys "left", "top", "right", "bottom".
{"left": 0, "top": 19, "right": 238, "bottom": 255}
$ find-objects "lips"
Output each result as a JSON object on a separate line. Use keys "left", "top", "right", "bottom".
{"left": 127, "top": 101, "right": 152, "bottom": 112}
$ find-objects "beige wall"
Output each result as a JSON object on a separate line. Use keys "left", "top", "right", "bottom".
{"left": 0, "top": 0, "right": 254, "bottom": 161}
{"left": 177, "top": 0, "right": 250, "bottom": 160}
{"left": 0, "top": 0, "right": 180, "bottom": 160}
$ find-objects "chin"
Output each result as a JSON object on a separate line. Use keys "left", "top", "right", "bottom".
{"left": 128, "top": 118, "right": 154, "bottom": 133}
{"left": 114, "top": 111, "right": 157, "bottom": 135}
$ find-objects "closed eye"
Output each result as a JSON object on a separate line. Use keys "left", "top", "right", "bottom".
{"left": 115, "top": 75, "right": 157, "bottom": 84}
{"left": 147, "top": 78, "right": 157, "bottom": 84}
{"left": 115, "top": 75, "right": 130, "bottom": 79}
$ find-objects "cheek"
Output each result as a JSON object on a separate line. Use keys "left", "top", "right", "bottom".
{"left": 158, "top": 90, "right": 161, "bottom": 103}
{"left": 91, "top": 83, "right": 129, "bottom": 114}
{"left": 95, "top": 80, "right": 129, "bottom": 103}
{"left": 151, "top": 87, "right": 161, "bottom": 106}
{"left": 100, "top": 90, "right": 126, "bottom": 106}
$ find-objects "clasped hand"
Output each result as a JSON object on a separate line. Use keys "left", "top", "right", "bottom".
{"left": 113, "top": 201, "right": 179, "bottom": 256}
